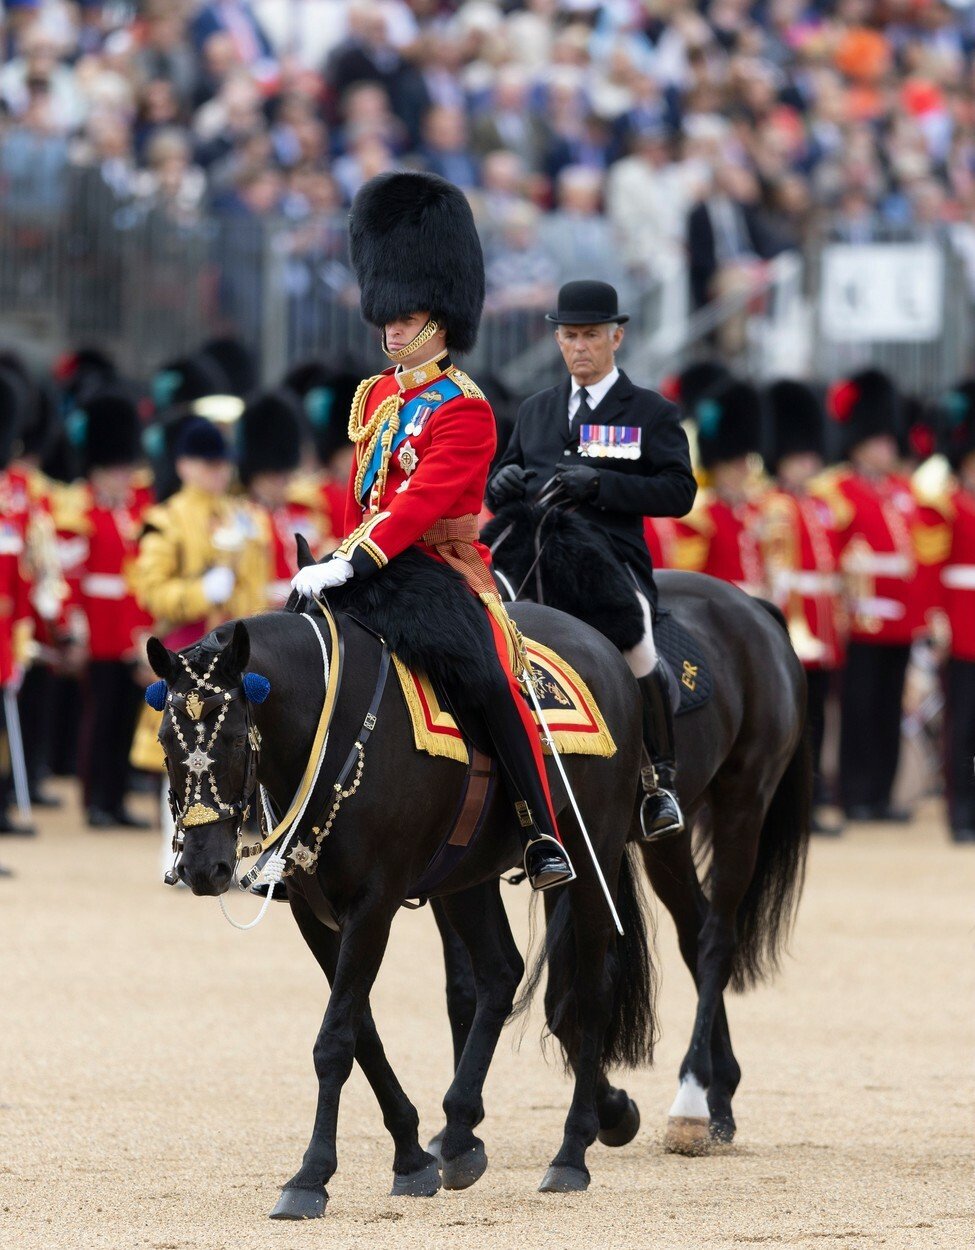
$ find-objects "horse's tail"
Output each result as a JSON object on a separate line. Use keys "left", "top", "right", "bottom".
{"left": 729, "top": 600, "right": 812, "bottom": 991}
{"left": 517, "top": 845, "right": 658, "bottom": 1070}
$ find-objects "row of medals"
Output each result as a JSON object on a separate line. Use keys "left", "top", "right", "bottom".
{"left": 583, "top": 442, "right": 641, "bottom": 460}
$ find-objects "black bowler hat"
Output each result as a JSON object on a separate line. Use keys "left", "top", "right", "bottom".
{"left": 545, "top": 280, "right": 629, "bottom": 326}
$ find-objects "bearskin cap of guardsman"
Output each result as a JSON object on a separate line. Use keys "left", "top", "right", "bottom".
{"left": 696, "top": 378, "right": 762, "bottom": 470}
{"left": 937, "top": 378, "right": 975, "bottom": 470}
{"left": 76, "top": 387, "right": 143, "bottom": 472}
{"left": 237, "top": 389, "right": 304, "bottom": 485}
{"left": 826, "top": 368, "right": 900, "bottom": 457}
{"left": 764, "top": 379, "right": 825, "bottom": 472}
{"left": 349, "top": 171, "right": 485, "bottom": 355}
{"left": 0, "top": 364, "right": 29, "bottom": 469}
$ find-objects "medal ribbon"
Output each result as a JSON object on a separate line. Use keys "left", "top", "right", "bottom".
{"left": 358, "top": 379, "right": 462, "bottom": 503}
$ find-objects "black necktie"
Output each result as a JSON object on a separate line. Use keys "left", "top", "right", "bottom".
{"left": 570, "top": 388, "right": 591, "bottom": 441}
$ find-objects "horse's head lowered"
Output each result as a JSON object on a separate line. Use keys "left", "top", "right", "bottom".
{"left": 146, "top": 622, "right": 270, "bottom": 895}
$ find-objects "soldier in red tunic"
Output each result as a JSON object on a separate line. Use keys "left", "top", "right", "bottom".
{"left": 292, "top": 171, "right": 574, "bottom": 891}
{"left": 932, "top": 379, "right": 975, "bottom": 842}
{"left": 813, "top": 369, "right": 931, "bottom": 822}
{"left": 59, "top": 389, "right": 155, "bottom": 828}
{"left": 759, "top": 380, "right": 845, "bottom": 834}
{"left": 0, "top": 367, "right": 34, "bottom": 846}
{"left": 670, "top": 379, "right": 767, "bottom": 595}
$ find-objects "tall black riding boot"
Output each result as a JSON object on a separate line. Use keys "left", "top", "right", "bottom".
{"left": 637, "top": 662, "right": 685, "bottom": 841}
{"left": 476, "top": 685, "right": 576, "bottom": 891}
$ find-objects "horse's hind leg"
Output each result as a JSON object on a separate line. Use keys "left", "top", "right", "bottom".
{"left": 436, "top": 880, "right": 525, "bottom": 1191}
{"left": 288, "top": 894, "right": 438, "bottom": 1195}
{"left": 644, "top": 808, "right": 754, "bottom": 1156}
{"left": 426, "top": 895, "right": 484, "bottom": 1163}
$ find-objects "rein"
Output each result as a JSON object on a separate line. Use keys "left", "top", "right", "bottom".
{"left": 489, "top": 479, "right": 576, "bottom": 604}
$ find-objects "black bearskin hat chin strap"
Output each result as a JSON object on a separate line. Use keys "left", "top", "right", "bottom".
{"left": 381, "top": 318, "right": 443, "bottom": 362}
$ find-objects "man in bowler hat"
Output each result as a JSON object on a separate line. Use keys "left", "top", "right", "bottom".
{"left": 487, "top": 279, "right": 697, "bottom": 837}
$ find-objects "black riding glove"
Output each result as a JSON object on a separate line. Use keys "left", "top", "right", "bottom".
{"left": 489, "top": 463, "right": 532, "bottom": 505}
{"left": 557, "top": 466, "right": 601, "bottom": 502}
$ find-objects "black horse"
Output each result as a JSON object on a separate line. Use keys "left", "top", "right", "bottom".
{"left": 438, "top": 505, "right": 811, "bottom": 1154}
{"left": 147, "top": 593, "right": 656, "bottom": 1219}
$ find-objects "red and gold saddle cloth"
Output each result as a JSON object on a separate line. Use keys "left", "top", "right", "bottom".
{"left": 392, "top": 638, "right": 616, "bottom": 764}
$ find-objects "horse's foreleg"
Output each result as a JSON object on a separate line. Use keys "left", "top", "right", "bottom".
{"left": 271, "top": 896, "right": 399, "bottom": 1220}
{"left": 436, "top": 881, "right": 524, "bottom": 1191}
{"left": 288, "top": 893, "right": 438, "bottom": 1197}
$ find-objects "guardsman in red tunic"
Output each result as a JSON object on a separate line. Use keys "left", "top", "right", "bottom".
{"left": 930, "top": 380, "right": 975, "bottom": 843}
{"left": 291, "top": 171, "right": 574, "bottom": 891}
{"left": 237, "top": 390, "right": 330, "bottom": 607}
{"left": 58, "top": 389, "right": 155, "bottom": 828}
{"left": 759, "top": 380, "right": 845, "bottom": 834}
{"left": 670, "top": 379, "right": 767, "bottom": 595}
{"left": 812, "top": 369, "right": 935, "bottom": 822}
{"left": 281, "top": 358, "right": 357, "bottom": 547}
{"left": 0, "top": 367, "right": 35, "bottom": 844}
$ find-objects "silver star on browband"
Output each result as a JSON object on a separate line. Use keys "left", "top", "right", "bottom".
{"left": 185, "top": 748, "right": 215, "bottom": 776}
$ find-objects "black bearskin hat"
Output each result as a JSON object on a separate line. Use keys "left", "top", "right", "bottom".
{"left": 54, "top": 346, "right": 118, "bottom": 405}
{"left": 237, "top": 390, "right": 304, "bottom": 485}
{"left": 765, "top": 379, "right": 825, "bottom": 472}
{"left": 153, "top": 353, "right": 230, "bottom": 411}
{"left": 696, "top": 379, "right": 762, "bottom": 469}
{"left": 200, "top": 336, "right": 258, "bottom": 398}
{"left": 899, "top": 394, "right": 936, "bottom": 464}
{"left": 827, "top": 368, "right": 900, "bottom": 457}
{"left": 660, "top": 359, "right": 731, "bottom": 420}
{"left": 349, "top": 171, "right": 484, "bottom": 354}
{"left": 938, "top": 379, "right": 975, "bottom": 470}
{"left": 0, "top": 364, "right": 29, "bottom": 469}
{"left": 77, "top": 389, "right": 143, "bottom": 472}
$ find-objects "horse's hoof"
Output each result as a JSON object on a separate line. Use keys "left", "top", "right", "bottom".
{"left": 426, "top": 1127, "right": 445, "bottom": 1166}
{"left": 269, "top": 1187, "right": 327, "bottom": 1220}
{"left": 390, "top": 1159, "right": 442, "bottom": 1198}
{"left": 441, "top": 1141, "right": 487, "bottom": 1190}
{"left": 538, "top": 1165, "right": 590, "bottom": 1193}
{"left": 709, "top": 1115, "right": 736, "bottom": 1144}
{"left": 597, "top": 1096, "right": 640, "bottom": 1148}
{"left": 664, "top": 1115, "right": 711, "bottom": 1156}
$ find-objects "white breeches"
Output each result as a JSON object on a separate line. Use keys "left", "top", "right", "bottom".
{"left": 623, "top": 590, "right": 658, "bottom": 678}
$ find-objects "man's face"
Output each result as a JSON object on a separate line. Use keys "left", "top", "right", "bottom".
{"left": 384, "top": 311, "right": 432, "bottom": 354}
{"left": 851, "top": 434, "right": 897, "bottom": 478}
{"left": 177, "top": 457, "right": 232, "bottom": 495}
{"left": 778, "top": 451, "right": 822, "bottom": 492}
{"left": 556, "top": 323, "right": 624, "bottom": 387}
{"left": 249, "top": 470, "right": 290, "bottom": 510}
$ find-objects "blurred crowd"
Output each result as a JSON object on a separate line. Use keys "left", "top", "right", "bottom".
{"left": 1, "top": 336, "right": 975, "bottom": 876}
{"left": 2, "top": 0, "right": 975, "bottom": 315}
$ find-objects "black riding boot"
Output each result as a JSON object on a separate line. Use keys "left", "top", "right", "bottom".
{"left": 637, "top": 662, "right": 685, "bottom": 841}
{"left": 477, "top": 684, "right": 576, "bottom": 891}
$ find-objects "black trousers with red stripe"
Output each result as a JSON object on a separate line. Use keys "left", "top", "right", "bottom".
{"left": 839, "top": 640, "right": 911, "bottom": 812}
{"left": 944, "top": 656, "right": 975, "bottom": 833}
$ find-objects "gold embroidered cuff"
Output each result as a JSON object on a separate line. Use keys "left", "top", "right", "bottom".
{"left": 337, "top": 512, "right": 391, "bottom": 567}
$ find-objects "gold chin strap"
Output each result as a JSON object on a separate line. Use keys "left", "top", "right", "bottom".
{"left": 382, "top": 318, "right": 442, "bottom": 361}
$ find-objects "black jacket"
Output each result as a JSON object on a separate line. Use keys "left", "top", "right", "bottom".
{"left": 487, "top": 370, "right": 696, "bottom": 603}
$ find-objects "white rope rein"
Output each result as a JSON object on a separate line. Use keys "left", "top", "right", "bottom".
{"left": 218, "top": 613, "right": 331, "bottom": 932}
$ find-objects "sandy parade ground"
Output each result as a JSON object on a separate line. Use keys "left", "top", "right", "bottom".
{"left": 1, "top": 786, "right": 972, "bottom": 1250}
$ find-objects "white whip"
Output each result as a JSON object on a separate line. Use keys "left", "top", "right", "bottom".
{"left": 522, "top": 667, "right": 624, "bottom": 936}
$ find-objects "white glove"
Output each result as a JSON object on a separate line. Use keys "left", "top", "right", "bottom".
{"left": 201, "top": 565, "right": 236, "bottom": 606}
{"left": 291, "top": 557, "right": 353, "bottom": 600}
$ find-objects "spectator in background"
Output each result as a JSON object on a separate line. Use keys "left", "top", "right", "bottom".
{"left": 415, "top": 104, "right": 478, "bottom": 187}
{"left": 485, "top": 202, "right": 558, "bottom": 313}
{"left": 540, "top": 165, "right": 627, "bottom": 294}
{"left": 189, "top": 0, "right": 276, "bottom": 86}
{"left": 0, "top": 23, "right": 87, "bottom": 133}
{"left": 469, "top": 66, "right": 551, "bottom": 171}
{"left": 0, "top": 83, "right": 70, "bottom": 219}
{"left": 687, "top": 161, "right": 774, "bottom": 312}
{"left": 133, "top": 8, "right": 199, "bottom": 112}
{"left": 135, "top": 128, "right": 206, "bottom": 225}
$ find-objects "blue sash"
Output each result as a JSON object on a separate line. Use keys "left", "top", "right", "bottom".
{"left": 359, "top": 378, "right": 462, "bottom": 502}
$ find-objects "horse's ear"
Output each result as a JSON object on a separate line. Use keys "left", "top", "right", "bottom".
{"left": 221, "top": 620, "right": 250, "bottom": 675}
{"left": 295, "top": 533, "right": 316, "bottom": 570}
{"left": 146, "top": 637, "right": 177, "bottom": 682}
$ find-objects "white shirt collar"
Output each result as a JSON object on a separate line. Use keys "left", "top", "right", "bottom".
{"left": 569, "top": 366, "right": 620, "bottom": 422}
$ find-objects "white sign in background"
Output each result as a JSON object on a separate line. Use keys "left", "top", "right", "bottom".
{"left": 819, "top": 243, "right": 944, "bottom": 342}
